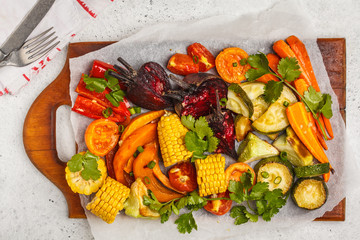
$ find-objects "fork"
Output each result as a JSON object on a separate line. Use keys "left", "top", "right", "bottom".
{"left": 0, "top": 27, "right": 59, "bottom": 67}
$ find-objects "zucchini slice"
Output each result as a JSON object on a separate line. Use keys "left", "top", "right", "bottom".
{"left": 252, "top": 85, "right": 297, "bottom": 134}
{"left": 254, "top": 156, "right": 294, "bottom": 194}
{"left": 234, "top": 115, "right": 252, "bottom": 142}
{"left": 227, "top": 84, "right": 254, "bottom": 118}
{"left": 294, "top": 163, "right": 330, "bottom": 178}
{"left": 273, "top": 133, "right": 313, "bottom": 167}
{"left": 237, "top": 133, "right": 279, "bottom": 163}
{"left": 291, "top": 177, "right": 328, "bottom": 210}
{"left": 239, "top": 82, "right": 269, "bottom": 121}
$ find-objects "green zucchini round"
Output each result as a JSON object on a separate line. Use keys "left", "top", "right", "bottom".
{"left": 291, "top": 177, "right": 328, "bottom": 210}
{"left": 254, "top": 156, "right": 294, "bottom": 194}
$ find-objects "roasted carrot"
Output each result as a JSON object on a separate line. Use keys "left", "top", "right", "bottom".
{"left": 286, "top": 102, "right": 331, "bottom": 181}
{"left": 323, "top": 117, "right": 334, "bottom": 140}
{"left": 257, "top": 73, "right": 279, "bottom": 83}
{"left": 307, "top": 112, "right": 328, "bottom": 150}
{"left": 286, "top": 35, "right": 320, "bottom": 92}
{"left": 293, "top": 78, "right": 309, "bottom": 98}
{"left": 266, "top": 53, "right": 281, "bottom": 75}
{"left": 273, "top": 40, "right": 312, "bottom": 87}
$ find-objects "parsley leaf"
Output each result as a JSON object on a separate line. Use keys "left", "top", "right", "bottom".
{"left": 319, "top": 94, "right": 333, "bottom": 119}
{"left": 207, "top": 136, "right": 220, "bottom": 153}
{"left": 175, "top": 212, "right": 198, "bottom": 234}
{"left": 303, "top": 86, "right": 333, "bottom": 119}
{"left": 181, "top": 115, "right": 196, "bottom": 131}
{"left": 229, "top": 180, "right": 246, "bottom": 204}
{"left": 277, "top": 57, "right": 301, "bottom": 82}
{"left": 245, "top": 68, "right": 270, "bottom": 82}
{"left": 263, "top": 80, "right": 283, "bottom": 103}
{"left": 67, "top": 151, "right": 102, "bottom": 181}
{"left": 83, "top": 74, "right": 108, "bottom": 93}
{"left": 245, "top": 53, "right": 271, "bottom": 82}
{"left": 184, "top": 131, "right": 208, "bottom": 157}
{"left": 186, "top": 191, "right": 208, "bottom": 211}
{"left": 194, "top": 117, "right": 213, "bottom": 139}
{"left": 230, "top": 206, "right": 249, "bottom": 225}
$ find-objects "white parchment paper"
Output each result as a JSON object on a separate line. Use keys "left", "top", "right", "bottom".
{"left": 68, "top": 1, "right": 356, "bottom": 239}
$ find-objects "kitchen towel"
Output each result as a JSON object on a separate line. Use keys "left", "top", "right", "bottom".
{"left": 0, "top": 0, "right": 113, "bottom": 96}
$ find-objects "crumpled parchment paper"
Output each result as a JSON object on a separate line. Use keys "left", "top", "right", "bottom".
{"left": 68, "top": 1, "right": 356, "bottom": 239}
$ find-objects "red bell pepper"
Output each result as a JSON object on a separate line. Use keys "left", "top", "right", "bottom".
{"left": 89, "top": 60, "right": 126, "bottom": 90}
{"left": 72, "top": 95, "right": 128, "bottom": 123}
{"left": 187, "top": 43, "right": 215, "bottom": 72}
{"left": 75, "top": 74, "right": 131, "bottom": 117}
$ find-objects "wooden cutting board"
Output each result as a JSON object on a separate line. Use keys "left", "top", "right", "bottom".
{"left": 23, "top": 39, "right": 346, "bottom": 220}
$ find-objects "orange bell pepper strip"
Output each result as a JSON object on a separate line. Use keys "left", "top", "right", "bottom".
{"left": 113, "top": 123, "right": 157, "bottom": 187}
{"left": 286, "top": 102, "right": 332, "bottom": 181}
{"left": 119, "top": 110, "right": 165, "bottom": 145}
{"left": 133, "top": 143, "right": 184, "bottom": 202}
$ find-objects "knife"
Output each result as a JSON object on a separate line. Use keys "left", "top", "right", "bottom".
{"left": 0, "top": 0, "right": 56, "bottom": 61}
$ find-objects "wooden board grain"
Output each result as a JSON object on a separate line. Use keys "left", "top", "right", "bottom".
{"left": 23, "top": 39, "right": 346, "bottom": 220}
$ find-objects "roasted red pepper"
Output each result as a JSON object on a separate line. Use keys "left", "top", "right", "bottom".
{"left": 75, "top": 74, "right": 130, "bottom": 116}
{"left": 167, "top": 53, "right": 199, "bottom": 75}
{"left": 89, "top": 60, "right": 126, "bottom": 90}
{"left": 72, "top": 95, "right": 127, "bottom": 123}
{"left": 187, "top": 43, "right": 215, "bottom": 72}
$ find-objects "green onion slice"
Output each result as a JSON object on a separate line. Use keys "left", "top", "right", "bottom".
{"left": 280, "top": 151, "right": 288, "bottom": 161}
{"left": 147, "top": 161, "right": 156, "bottom": 169}
{"left": 283, "top": 101, "right": 289, "bottom": 107}
{"left": 118, "top": 125, "right": 125, "bottom": 133}
{"left": 137, "top": 146, "right": 144, "bottom": 153}
{"left": 193, "top": 55, "right": 199, "bottom": 64}
{"left": 102, "top": 107, "right": 113, "bottom": 118}
{"left": 232, "top": 62, "right": 238, "bottom": 67}
{"left": 274, "top": 176, "right": 282, "bottom": 184}
{"left": 261, "top": 171, "right": 269, "bottom": 179}
{"left": 144, "top": 176, "right": 151, "bottom": 184}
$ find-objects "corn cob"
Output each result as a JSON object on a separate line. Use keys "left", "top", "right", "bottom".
{"left": 195, "top": 154, "right": 227, "bottom": 197}
{"left": 158, "top": 111, "right": 193, "bottom": 167}
{"left": 86, "top": 177, "right": 130, "bottom": 224}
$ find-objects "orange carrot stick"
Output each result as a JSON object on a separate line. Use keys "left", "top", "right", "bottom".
{"left": 257, "top": 73, "right": 279, "bottom": 83}
{"left": 273, "top": 40, "right": 312, "bottom": 87}
{"left": 323, "top": 117, "right": 334, "bottom": 140}
{"left": 286, "top": 102, "right": 332, "bottom": 181}
{"left": 286, "top": 35, "right": 320, "bottom": 92}
{"left": 123, "top": 156, "right": 135, "bottom": 173}
{"left": 266, "top": 53, "right": 281, "bottom": 75}
{"left": 307, "top": 112, "right": 328, "bottom": 150}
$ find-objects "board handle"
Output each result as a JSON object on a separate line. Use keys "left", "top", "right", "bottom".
{"left": 23, "top": 58, "right": 86, "bottom": 218}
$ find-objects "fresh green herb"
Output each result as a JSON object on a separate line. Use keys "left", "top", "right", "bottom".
{"left": 102, "top": 107, "right": 112, "bottom": 118}
{"left": 83, "top": 74, "right": 108, "bottom": 93}
{"left": 220, "top": 97, "right": 227, "bottom": 107}
{"left": 144, "top": 176, "right": 151, "bottom": 184}
{"left": 67, "top": 151, "right": 102, "bottom": 181}
{"left": 304, "top": 86, "right": 333, "bottom": 119}
{"left": 147, "top": 161, "right": 156, "bottom": 169}
{"left": 118, "top": 125, "right": 125, "bottom": 133}
{"left": 180, "top": 115, "right": 220, "bottom": 161}
{"left": 105, "top": 69, "right": 121, "bottom": 91}
{"left": 133, "top": 106, "right": 142, "bottom": 114}
{"left": 193, "top": 55, "right": 199, "bottom": 64}
{"left": 106, "top": 93, "right": 120, "bottom": 107}
{"left": 137, "top": 146, "right": 144, "bottom": 153}
{"left": 111, "top": 89, "right": 126, "bottom": 102}
{"left": 143, "top": 191, "right": 208, "bottom": 234}
{"left": 263, "top": 80, "right": 283, "bottom": 103}
{"left": 240, "top": 58, "right": 248, "bottom": 66}
{"left": 232, "top": 62, "right": 238, "bottom": 67}
{"left": 277, "top": 57, "right": 301, "bottom": 82}
{"left": 228, "top": 172, "right": 287, "bottom": 224}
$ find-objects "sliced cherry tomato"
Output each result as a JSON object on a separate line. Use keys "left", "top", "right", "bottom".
{"left": 187, "top": 43, "right": 215, "bottom": 72}
{"left": 85, "top": 119, "right": 120, "bottom": 157}
{"left": 168, "top": 162, "right": 197, "bottom": 192}
{"left": 204, "top": 191, "right": 232, "bottom": 216}
{"left": 215, "top": 47, "right": 251, "bottom": 83}
{"left": 225, "top": 162, "right": 256, "bottom": 187}
{"left": 167, "top": 53, "right": 199, "bottom": 75}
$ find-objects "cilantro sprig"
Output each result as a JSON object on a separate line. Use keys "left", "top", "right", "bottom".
{"left": 67, "top": 151, "right": 102, "bottom": 181}
{"left": 245, "top": 52, "right": 333, "bottom": 138}
{"left": 228, "top": 172, "right": 287, "bottom": 224}
{"left": 181, "top": 115, "right": 220, "bottom": 161}
{"left": 83, "top": 70, "right": 126, "bottom": 108}
{"left": 143, "top": 191, "right": 208, "bottom": 234}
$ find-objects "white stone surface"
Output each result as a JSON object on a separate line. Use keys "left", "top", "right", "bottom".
{"left": 0, "top": 0, "right": 359, "bottom": 239}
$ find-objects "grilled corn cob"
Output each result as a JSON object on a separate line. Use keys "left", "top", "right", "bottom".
{"left": 158, "top": 111, "right": 193, "bottom": 167}
{"left": 65, "top": 152, "right": 107, "bottom": 195}
{"left": 195, "top": 154, "right": 227, "bottom": 197}
{"left": 86, "top": 177, "right": 130, "bottom": 224}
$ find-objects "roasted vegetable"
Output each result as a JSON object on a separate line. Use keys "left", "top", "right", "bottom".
{"left": 86, "top": 177, "right": 130, "bottom": 223}
{"left": 294, "top": 163, "right": 330, "bottom": 178}
{"left": 195, "top": 154, "right": 227, "bottom": 197}
{"left": 187, "top": 43, "right": 215, "bottom": 72}
{"left": 226, "top": 83, "right": 254, "bottom": 118}
{"left": 237, "top": 132, "right": 279, "bottom": 163}
{"left": 109, "top": 57, "right": 172, "bottom": 110}
{"left": 254, "top": 156, "right": 294, "bottom": 195}
{"left": 234, "top": 115, "right": 252, "bottom": 142}
{"left": 124, "top": 178, "right": 160, "bottom": 218}
{"left": 291, "top": 177, "right": 328, "bottom": 210}
{"left": 65, "top": 151, "right": 107, "bottom": 195}
{"left": 167, "top": 53, "right": 200, "bottom": 75}
{"left": 158, "top": 112, "right": 193, "bottom": 167}
{"left": 215, "top": 47, "right": 251, "bottom": 83}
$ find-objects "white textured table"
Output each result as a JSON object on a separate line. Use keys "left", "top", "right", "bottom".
{"left": 1, "top": 0, "right": 359, "bottom": 239}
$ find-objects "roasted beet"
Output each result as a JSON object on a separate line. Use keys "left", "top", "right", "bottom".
{"left": 206, "top": 91, "right": 237, "bottom": 159}
{"left": 168, "top": 74, "right": 228, "bottom": 118}
{"left": 109, "top": 58, "right": 172, "bottom": 110}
